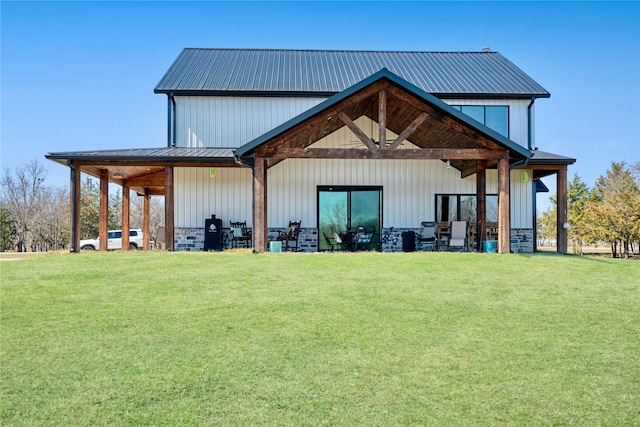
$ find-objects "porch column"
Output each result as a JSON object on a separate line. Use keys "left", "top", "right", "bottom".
{"left": 253, "top": 156, "right": 268, "bottom": 253}
{"left": 122, "top": 183, "right": 130, "bottom": 251}
{"left": 557, "top": 166, "right": 568, "bottom": 254}
{"left": 164, "top": 166, "right": 174, "bottom": 251}
{"left": 143, "top": 188, "right": 151, "bottom": 251}
{"left": 497, "top": 157, "right": 510, "bottom": 254}
{"left": 476, "top": 160, "right": 487, "bottom": 252}
{"left": 70, "top": 163, "right": 81, "bottom": 253}
{"left": 99, "top": 169, "right": 109, "bottom": 251}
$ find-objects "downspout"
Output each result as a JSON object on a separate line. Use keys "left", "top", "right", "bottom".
{"left": 172, "top": 94, "right": 177, "bottom": 147}
{"left": 167, "top": 93, "right": 177, "bottom": 147}
{"left": 527, "top": 97, "right": 536, "bottom": 150}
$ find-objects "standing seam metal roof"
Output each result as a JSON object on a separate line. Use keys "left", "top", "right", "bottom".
{"left": 154, "top": 48, "right": 550, "bottom": 98}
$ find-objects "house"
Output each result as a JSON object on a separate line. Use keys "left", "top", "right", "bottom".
{"left": 46, "top": 48, "right": 575, "bottom": 253}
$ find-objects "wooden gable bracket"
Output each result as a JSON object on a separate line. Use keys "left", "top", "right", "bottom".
{"left": 387, "top": 111, "right": 429, "bottom": 150}
{"left": 337, "top": 111, "right": 377, "bottom": 150}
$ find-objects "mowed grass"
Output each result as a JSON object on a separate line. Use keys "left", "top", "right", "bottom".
{"left": 1, "top": 251, "right": 639, "bottom": 426}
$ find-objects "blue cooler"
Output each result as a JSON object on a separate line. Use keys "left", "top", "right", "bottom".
{"left": 483, "top": 240, "right": 498, "bottom": 253}
{"left": 269, "top": 241, "right": 282, "bottom": 253}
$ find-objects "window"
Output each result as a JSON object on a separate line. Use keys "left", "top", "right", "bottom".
{"left": 436, "top": 194, "right": 498, "bottom": 223}
{"left": 451, "top": 105, "right": 509, "bottom": 138}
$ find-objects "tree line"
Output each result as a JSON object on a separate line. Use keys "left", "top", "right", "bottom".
{"left": 1, "top": 160, "right": 164, "bottom": 252}
{"left": 538, "top": 161, "right": 640, "bottom": 258}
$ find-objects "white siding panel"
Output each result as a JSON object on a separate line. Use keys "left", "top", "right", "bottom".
{"left": 174, "top": 167, "right": 253, "bottom": 228}
{"left": 175, "top": 96, "right": 325, "bottom": 148}
{"left": 510, "top": 169, "right": 534, "bottom": 229}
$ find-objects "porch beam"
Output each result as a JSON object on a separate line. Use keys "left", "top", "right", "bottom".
{"left": 337, "top": 111, "right": 377, "bottom": 150}
{"left": 164, "top": 166, "right": 174, "bottom": 251}
{"left": 253, "top": 156, "right": 268, "bottom": 253}
{"left": 497, "top": 158, "right": 510, "bottom": 253}
{"left": 125, "top": 172, "right": 165, "bottom": 187}
{"left": 261, "top": 147, "right": 508, "bottom": 160}
{"left": 387, "top": 112, "right": 429, "bottom": 150}
{"left": 70, "top": 163, "right": 81, "bottom": 253}
{"left": 557, "top": 166, "right": 568, "bottom": 254}
{"left": 122, "top": 183, "right": 130, "bottom": 251}
{"left": 99, "top": 169, "right": 109, "bottom": 251}
{"left": 476, "top": 160, "right": 487, "bottom": 252}
{"left": 378, "top": 89, "right": 387, "bottom": 149}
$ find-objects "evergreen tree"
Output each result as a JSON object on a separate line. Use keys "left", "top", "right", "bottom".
{"left": 583, "top": 162, "right": 640, "bottom": 258}
{"left": 566, "top": 174, "right": 590, "bottom": 254}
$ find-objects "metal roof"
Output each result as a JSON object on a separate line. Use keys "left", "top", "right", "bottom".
{"left": 155, "top": 48, "right": 550, "bottom": 99}
{"left": 45, "top": 147, "right": 236, "bottom": 165}
{"left": 528, "top": 150, "right": 576, "bottom": 165}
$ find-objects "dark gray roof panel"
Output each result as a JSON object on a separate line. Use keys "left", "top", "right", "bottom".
{"left": 528, "top": 150, "right": 576, "bottom": 165}
{"left": 155, "top": 49, "right": 550, "bottom": 98}
{"left": 45, "top": 147, "right": 236, "bottom": 163}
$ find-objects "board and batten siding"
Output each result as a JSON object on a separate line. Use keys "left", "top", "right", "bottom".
{"left": 173, "top": 162, "right": 532, "bottom": 230}
{"left": 174, "top": 96, "right": 325, "bottom": 148}
{"left": 175, "top": 96, "right": 533, "bottom": 149}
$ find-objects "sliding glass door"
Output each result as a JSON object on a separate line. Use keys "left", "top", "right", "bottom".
{"left": 318, "top": 186, "right": 382, "bottom": 251}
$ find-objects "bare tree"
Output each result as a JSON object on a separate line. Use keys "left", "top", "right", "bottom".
{"left": 130, "top": 193, "right": 164, "bottom": 241}
{"left": 1, "top": 160, "right": 49, "bottom": 252}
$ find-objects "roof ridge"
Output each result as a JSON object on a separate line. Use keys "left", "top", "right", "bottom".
{"left": 182, "top": 47, "right": 500, "bottom": 55}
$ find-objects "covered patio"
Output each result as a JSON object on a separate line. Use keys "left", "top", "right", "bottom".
{"left": 235, "top": 69, "right": 571, "bottom": 254}
{"left": 46, "top": 148, "right": 238, "bottom": 252}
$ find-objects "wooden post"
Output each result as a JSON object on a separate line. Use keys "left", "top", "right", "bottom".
{"left": 164, "top": 166, "right": 174, "bottom": 251}
{"left": 143, "top": 188, "right": 151, "bottom": 251}
{"left": 122, "top": 183, "right": 130, "bottom": 251}
{"left": 70, "top": 163, "right": 81, "bottom": 253}
{"left": 497, "top": 157, "right": 510, "bottom": 254}
{"left": 557, "top": 167, "right": 568, "bottom": 254}
{"left": 379, "top": 89, "right": 387, "bottom": 148}
{"left": 476, "top": 160, "right": 487, "bottom": 252}
{"left": 253, "top": 156, "right": 268, "bottom": 253}
{"left": 99, "top": 169, "right": 109, "bottom": 251}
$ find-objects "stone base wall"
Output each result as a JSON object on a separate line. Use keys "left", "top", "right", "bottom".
{"left": 511, "top": 228, "right": 534, "bottom": 253}
{"left": 173, "top": 226, "right": 534, "bottom": 253}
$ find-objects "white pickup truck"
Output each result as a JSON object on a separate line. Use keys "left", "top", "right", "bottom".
{"left": 80, "top": 229, "right": 144, "bottom": 250}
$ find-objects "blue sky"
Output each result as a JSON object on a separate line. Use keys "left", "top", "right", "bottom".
{"left": 2, "top": 1, "right": 639, "bottom": 213}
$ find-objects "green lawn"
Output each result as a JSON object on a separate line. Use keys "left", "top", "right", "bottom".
{"left": 1, "top": 251, "right": 639, "bottom": 426}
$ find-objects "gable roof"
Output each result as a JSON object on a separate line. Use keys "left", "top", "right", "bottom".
{"left": 154, "top": 48, "right": 550, "bottom": 99}
{"left": 235, "top": 68, "right": 532, "bottom": 169}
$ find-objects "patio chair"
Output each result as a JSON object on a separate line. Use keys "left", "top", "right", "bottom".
{"left": 448, "top": 221, "right": 467, "bottom": 252}
{"left": 230, "top": 221, "right": 252, "bottom": 249}
{"left": 276, "top": 220, "right": 302, "bottom": 251}
{"left": 155, "top": 226, "right": 166, "bottom": 250}
{"left": 330, "top": 227, "right": 349, "bottom": 251}
{"left": 416, "top": 221, "right": 438, "bottom": 251}
{"left": 354, "top": 225, "right": 375, "bottom": 251}
{"left": 323, "top": 232, "right": 339, "bottom": 252}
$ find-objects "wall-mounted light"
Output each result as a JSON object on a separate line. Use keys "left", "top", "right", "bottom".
{"left": 445, "top": 160, "right": 451, "bottom": 169}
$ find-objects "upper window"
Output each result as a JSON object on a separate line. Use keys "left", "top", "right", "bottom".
{"left": 451, "top": 105, "right": 509, "bottom": 138}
